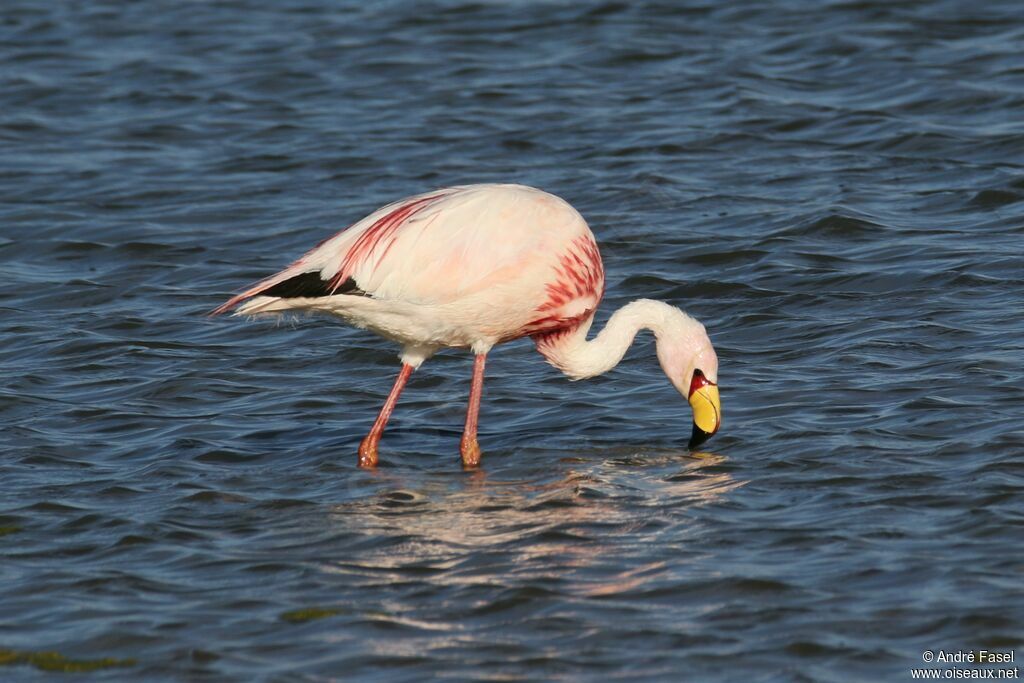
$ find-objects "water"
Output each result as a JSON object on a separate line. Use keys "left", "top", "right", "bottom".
{"left": 2, "top": 1, "right": 1022, "bottom": 680}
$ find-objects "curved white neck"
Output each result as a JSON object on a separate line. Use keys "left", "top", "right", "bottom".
{"left": 533, "top": 299, "right": 708, "bottom": 381}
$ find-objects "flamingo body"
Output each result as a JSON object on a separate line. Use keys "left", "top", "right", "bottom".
{"left": 215, "top": 184, "right": 603, "bottom": 364}
{"left": 215, "top": 184, "right": 721, "bottom": 467}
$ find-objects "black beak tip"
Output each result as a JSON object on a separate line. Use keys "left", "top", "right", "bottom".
{"left": 688, "top": 423, "right": 712, "bottom": 450}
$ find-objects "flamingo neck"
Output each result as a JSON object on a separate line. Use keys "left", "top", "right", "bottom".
{"left": 533, "top": 299, "right": 706, "bottom": 381}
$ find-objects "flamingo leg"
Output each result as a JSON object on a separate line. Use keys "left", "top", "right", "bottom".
{"left": 460, "top": 353, "right": 487, "bottom": 468}
{"left": 358, "top": 363, "right": 414, "bottom": 468}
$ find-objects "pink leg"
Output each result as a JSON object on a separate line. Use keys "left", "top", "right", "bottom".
{"left": 358, "top": 363, "right": 414, "bottom": 468}
{"left": 460, "top": 354, "right": 486, "bottom": 468}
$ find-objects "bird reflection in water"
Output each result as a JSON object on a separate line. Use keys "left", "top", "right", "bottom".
{"left": 321, "top": 450, "right": 742, "bottom": 602}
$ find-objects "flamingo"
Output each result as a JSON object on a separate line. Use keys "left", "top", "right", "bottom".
{"left": 212, "top": 184, "right": 721, "bottom": 468}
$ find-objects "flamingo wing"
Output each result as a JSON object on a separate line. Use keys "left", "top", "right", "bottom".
{"left": 213, "top": 184, "right": 600, "bottom": 322}
{"left": 212, "top": 188, "right": 451, "bottom": 315}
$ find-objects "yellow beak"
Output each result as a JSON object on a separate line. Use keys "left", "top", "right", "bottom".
{"left": 688, "top": 383, "right": 721, "bottom": 448}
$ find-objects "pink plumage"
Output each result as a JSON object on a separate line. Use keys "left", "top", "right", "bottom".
{"left": 214, "top": 183, "right": 721, "bottom": 468}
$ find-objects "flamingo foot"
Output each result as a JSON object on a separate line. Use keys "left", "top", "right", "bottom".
{"left": 460, "top": 437, "right": 481, "bottom": 469}
{"left": 358, "top": 436, "right": 379, "bottom": 468}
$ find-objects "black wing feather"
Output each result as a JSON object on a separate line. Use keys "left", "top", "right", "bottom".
{"left": 262, "top": 272, "right": 370, "bottom": 299}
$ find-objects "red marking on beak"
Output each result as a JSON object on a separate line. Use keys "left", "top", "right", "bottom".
{"left": 689, "top": 368, "right": 714, "bottom": 398}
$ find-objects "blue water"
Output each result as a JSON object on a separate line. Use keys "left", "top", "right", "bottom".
{"left": 1, "top": 1, "right": 1022, "bottom": 680}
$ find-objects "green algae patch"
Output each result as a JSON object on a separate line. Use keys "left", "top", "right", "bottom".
{"left": 0, "top": 526, "right": 20, "bottom": 538}
{"left": 280, "top": 607, "right": 344, "bottom": 623}
{"left": 0, "top": 648, "right": 135, "bottom": 673}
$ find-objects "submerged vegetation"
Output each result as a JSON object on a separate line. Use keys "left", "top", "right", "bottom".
{"left": 279, "top": 607, "right": 345, "bottom": 623}
{"left": 0, "top": 648, "right": 136, "bottom": 673}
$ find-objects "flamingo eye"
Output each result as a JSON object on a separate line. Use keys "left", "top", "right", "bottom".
{"left": 688, "top": 368, "right": 712, "bottom": 398}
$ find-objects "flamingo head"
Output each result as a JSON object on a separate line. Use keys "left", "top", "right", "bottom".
{"left": 657, "top": 320, "right": 721, "bottom": 449}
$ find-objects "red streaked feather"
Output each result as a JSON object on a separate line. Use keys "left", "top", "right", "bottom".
{"left": 210, "top": 192, "right": 449, "bottom": 316}
{"left": 535, "top": 234, "right": 604, "bottom": 316}
{"left": 327, "top": 193, "right": 446, "bottom": 293}
{"left": 518, "top": 233, "right": 604, "bottom": 338}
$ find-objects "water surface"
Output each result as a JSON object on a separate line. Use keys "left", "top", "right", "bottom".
{"left": 1, "top": 1, "right": 1022, "bottom": 680}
